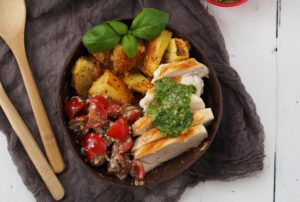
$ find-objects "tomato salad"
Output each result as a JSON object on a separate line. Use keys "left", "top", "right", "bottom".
{"left": 66, "top": 95, "right": 144, "bottom": 182}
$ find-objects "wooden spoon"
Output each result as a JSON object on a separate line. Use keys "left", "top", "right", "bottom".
{"left": 0, "top": 0, "right": 65, "bottom": 173}
{"left": 0, "top": 82, "right": 65, "bottom": 200}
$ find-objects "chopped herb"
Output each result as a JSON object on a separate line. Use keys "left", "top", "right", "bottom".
{"left": 98, "top": 124, "right": 110, "bottom": 135}
{"left": 147, "top": 78, "right": 195, "bottom": 137}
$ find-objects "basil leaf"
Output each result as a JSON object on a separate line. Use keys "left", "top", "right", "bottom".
{"left": 131, "top": 8, "right": 169, "bottom": 40}
{"left": 107, "top": 20, "right": 128, "bottom": 35}
{"left": 121, "top": 34, "right": 138, "bottom": 58}
{"left": 82, "top": 23, "right": 121, "bottom": 52}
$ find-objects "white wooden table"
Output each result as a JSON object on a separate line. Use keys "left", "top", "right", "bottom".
{"left": 1, "top": 0, "right": 300, "bottom": 201}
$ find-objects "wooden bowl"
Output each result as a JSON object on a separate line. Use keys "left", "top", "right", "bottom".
{"left": 57, "top": 19, "right": 223, "bottom": 187}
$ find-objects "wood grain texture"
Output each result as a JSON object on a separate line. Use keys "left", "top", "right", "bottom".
{"left": 0, "top": 0, "right": 65, "bottom": 174}
{"left": 0, "top": 83, "right": 64, "bottom": 201}
{"left": 9, "top": 36, "right": 65, "bottom": 174}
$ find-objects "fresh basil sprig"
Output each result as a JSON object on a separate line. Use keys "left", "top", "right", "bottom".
{"left": 122, "top": 34, "right": 138, "bottom": 58}
{"left": 107, "top": 20, "right": 128, "bottom": 35}
{"left": 131, "top": 8, "right": 169, "bottom": 40}
{"left": 82, "top": 8, "right": 169, "bottom": 58}
{"left": 82, "top": 24, "right": 121, "bottom": 52}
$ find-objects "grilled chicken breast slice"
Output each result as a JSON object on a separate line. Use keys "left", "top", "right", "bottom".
{"left": 132, "top": 115, "right": 154, "bottom": 136}
{"left": 191, "top": 108, "right": 214, "bottom": 126}
{"left": 190, "top": 94, "right": 205, "bottom": 110}
{"left": 139, "top": 88, "right": 154, "bottom": 111}
{"left": 134, "top": 124, "right": 208, "bottom": 173}
{"left": 132, "top": 108, "right": 214, "bottom": 151}
{"left": 151, "top": 58, "right": 209, "bottom": 83}
{"left": 139, "top": 92, "right": 205, "bottom": 112}
{"left": 180, "top": 74, "right": 204, "bottom": 96}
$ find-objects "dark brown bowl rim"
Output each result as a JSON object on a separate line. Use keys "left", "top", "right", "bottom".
{"left": 57, "top": 20, "right": 223, "bottom": 188}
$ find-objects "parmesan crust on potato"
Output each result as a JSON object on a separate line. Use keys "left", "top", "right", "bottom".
{"left": 72, "top": 57, "right": 101, "bottom": 98}
{"left": 89, "top": 70, "right": 133, "bottom": 104}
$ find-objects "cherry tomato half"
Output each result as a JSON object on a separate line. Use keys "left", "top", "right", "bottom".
{"left": 113, "top": 136, "right": 133, "bottom": 153}
{"left": 88, "top": 95, "right": 108, "bottom": 109}
{"left": 106, "top": 103, "right": 122, "bottom": 117}
{"left": 106, "top": 117, "right": 130, "bottom": 140}
{"left": 122, "top": 105, "right": 141, "bottom": 122}
{"left": 82, "top": 132, "right": 107, "bottom": 166}
{"left": 126, "top": 110, "right": 141, "bottom": 122}
{"left": 65, "top": 96, "right": 85, "bottom": 119}
{"left": 86, "top": 103, "right": 108, "bottom": 129}
{"left": 130, "top": 160, "right": 145, "bottom": 180}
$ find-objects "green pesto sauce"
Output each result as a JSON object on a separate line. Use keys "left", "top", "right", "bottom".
{"left": 147, "top": 78, "right": 196, "bottom": 137}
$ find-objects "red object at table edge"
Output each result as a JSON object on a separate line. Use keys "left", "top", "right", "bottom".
{"left": 207, "top": 0, "right": 247, "bottom": 7}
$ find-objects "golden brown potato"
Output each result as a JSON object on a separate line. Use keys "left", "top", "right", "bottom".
{"left": 110, "top": 42, "right": 146, "bottom": 73}
{"left": 72, "top": 57, "right": 101, "bottom": 98}
{"left": 165, "top": 38, "right": 190, "bottom": 62}
{"left": 89, "top": 70, "right": 133, "bottom": 104}
{"left": 122, "top": 73, "right": 153, "bottom": 94}
{"left": 91, "top": 51, "right": 111, "bottom": 68}
{"left": 142, "top": 29, "right": 172, "bottom": 76}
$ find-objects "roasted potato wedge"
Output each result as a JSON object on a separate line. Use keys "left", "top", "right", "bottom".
{"left": 89, "top": 70, "right": 133, "bottom": 104}
{"left": 122, "top": 73, "right": 153, "bottom": 94}
{"left": 91, "top": 51, "right": 111, "bottom": 68}
{"left": 110, "top": 42, "right": 146, "bottom": 73}
{"left": 72, "top": 57, "right": 101, "bottom": 98}
{"left": 142, "top": 29, "right": 172, "bottom": 76}
{"left": 165, "top": 38, "right": 190, "bottom": 62}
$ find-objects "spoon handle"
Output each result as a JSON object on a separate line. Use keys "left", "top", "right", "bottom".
{"left": 8, "top": 36, "right": 65, "bottom": 174}
{"left": 0, "top": 82, "right": 65, "bottom": 201}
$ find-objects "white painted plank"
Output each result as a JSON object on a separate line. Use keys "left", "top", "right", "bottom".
{"left": 181, "top": 0, "right": 277, "bottom": 201}
{"left": 0, "top": 132, "right": 34, "bottom": 202}
{"left": 276, "top": 0, "right": 300, "bottom": 201}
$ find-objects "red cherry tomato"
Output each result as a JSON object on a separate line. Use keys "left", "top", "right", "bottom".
{"left": 130, "top": 160, "right": 145, "bottom": 180}
{"left": 106, "top": 103, "right": 122, "bottom": 117}
{"left": 122, "top": 105, "right": 141, "bottom": 121}
{"left": 65, "top": 96, "right": 85, "bottom": 119}
{"left": 114, "top": 136, "right": 133, "bottom": 153}
{"left": 88, "top": 95, "right": 108, "bottom": 109}
{"left": 86, "top": 103, "right": 108, "bottom": 129}
{"left": 126, "top": 110, "right": 141, "bottom": 122}
{"left": 82, "top": 133, "right": 107, "bottom": 165}
{"left": 106, "top": 117, "right": 130, "bottom": 140}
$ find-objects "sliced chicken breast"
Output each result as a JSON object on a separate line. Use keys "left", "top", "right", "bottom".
{"left": 190, "top": 94, "right": 205, "bottom": 110}
{"left": 139, "top": 92, "right": 205, "bottom": 112}
{"left": 135, "top": 95, "right": 205, "bottom": 137}
{"left": 140, "top": 161, "right": 159, "bottom": 173}
{"left": 132, "top": 108, "right": 214, "bottom": 151}
{"left": 180, "top": 74, "right": 204, "bottom": 96}
{"left": 132, "top": 115, "right": 154, "bottom": 136}
{"left": 132, "top": 128, "right": 160, "bottom": 151}
{"left": 151, "top": 58, "right": 209, "bottom": 83}
{"left": 139, "top": 88, "right": 154, "bottom": 111}
{"left": 191, "top": 108, "right": 214, "bottom": 126}
{"left": 134, "top": 124, "right": 208, "bottom": 172}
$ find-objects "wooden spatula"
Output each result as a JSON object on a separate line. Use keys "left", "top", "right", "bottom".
{"left": 0, "top": 0, "right": 65, "bottom": 173}
{"left": 0, "top": 82, "right": 65, "bottom": 200}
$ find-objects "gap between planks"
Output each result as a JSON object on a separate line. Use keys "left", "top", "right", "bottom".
{"left": 274, "top": 0, "right": 281, "bottom": 202}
